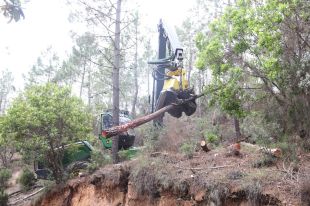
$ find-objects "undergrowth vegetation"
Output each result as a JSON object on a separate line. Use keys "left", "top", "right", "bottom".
{"left": 0, "top": 169, "right": 11, "bottom": 188}
{"left": 19, "top": 168, "right": 36, "bottom": 191}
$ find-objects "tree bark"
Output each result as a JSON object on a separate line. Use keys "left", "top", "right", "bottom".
{"left": 131, "top": 16, "right": 139, "bottom": 118}
{"left": 104, "top": 94, "right": 204, "bottom": 137}
{"left": 87, "top": 67, "right": 91, "bottom": 107}
{"left": 112, "top": 0, "right": 122, "bottom": 164}
{"left": 80, "top": 60, "right": 86, "bottom": 98}
{"left": 234, "top": 117, "right": 241, "bottom": 140}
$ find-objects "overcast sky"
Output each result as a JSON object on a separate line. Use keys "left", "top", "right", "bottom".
{"left": 0, "top": 0, "right": 194, "bottom": 89}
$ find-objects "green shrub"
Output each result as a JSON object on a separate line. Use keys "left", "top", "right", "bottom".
{"left": 204, "top": 131, "right": 219, "bottom": 144}
{"left": 0, "top": 189, "right": 8, "bottom": 206}
{"left": 118, "top": 149, "right": 138, "bottom": 161}
{"left": 180, "top": 142, "right": 195, "bottom": 158}
{"left": 0, "top": 169, "right": 11, "bottom": 188}
{"left": 88, "top": 150, "right": 111, "bottom": 173}
{"left": 241, "top": 112, "right": 282, "bottom": 144}
{"left": 19, "top": 168, "right": 36, "bottom": 190}
{"left": 277, "top": 139, "right": 298, "bottom": 163}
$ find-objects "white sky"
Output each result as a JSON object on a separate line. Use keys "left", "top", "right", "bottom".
{"left": 0, "top": 0, "right": 195, "bottom": 89}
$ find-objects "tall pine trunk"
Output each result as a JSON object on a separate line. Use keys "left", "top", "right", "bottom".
{"left": 80, "top": 60, "right": 86, "bottom": 98}
{"left": 112, "top": 0, "right": 122, "bottom": 164}
{"left": 131, "top": 17, "right": 138, "bottom": 118}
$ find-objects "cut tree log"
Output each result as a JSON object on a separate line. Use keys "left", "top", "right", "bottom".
{"left": 227, "top": 143, "right": 241, "bottom": 156}
{"left": 260, "top": 147, "right": 282, "bottom": 158}
{"left": 104, "top": 94, "right": 204, "bottom": 138}
{"left": 200, "top": 140, "right": 210, "bottom": 152}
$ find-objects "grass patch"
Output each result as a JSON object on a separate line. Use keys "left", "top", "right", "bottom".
{"left": 244, "top": 181, "right": 262, "bottom": 206}
{"left": 179, "top": 142, "right": 195, "bottom": 159}
{"left": 252, "top": 153, "right": 277, "bottom": 168}
{"left": 227, "top": 171, "right": 245, "bottom": 180}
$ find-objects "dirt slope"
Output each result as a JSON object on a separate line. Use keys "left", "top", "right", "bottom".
{"left": 32, "top": 142, "right": 310, "bottom": 206}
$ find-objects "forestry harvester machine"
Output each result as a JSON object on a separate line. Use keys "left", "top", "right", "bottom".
{"left": 149, "top": 19, "right": 197, "bottom": 123}
{"left": 98, "top": 20, "right": 198, "bottom": 147}
{"left": 34, "top": 20, "right": 198, "bottom": 179}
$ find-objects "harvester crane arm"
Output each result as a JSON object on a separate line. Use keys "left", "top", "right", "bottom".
{"left": 148, "top": 19, "right": 197, "bottom": 123}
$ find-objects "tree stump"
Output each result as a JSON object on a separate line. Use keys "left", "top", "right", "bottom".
{"left": 200, "top": 140, "right": 210, "bottom": 153}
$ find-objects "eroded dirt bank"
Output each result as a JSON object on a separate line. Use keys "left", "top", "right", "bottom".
{"left": 8, "top": 150, "right": 307, "bottom": 206}
{"left": 32, "top": 142, "right": 310, "bottom": 206}
{"left": 33, "top": 164, "right": 283, "bottom": 206}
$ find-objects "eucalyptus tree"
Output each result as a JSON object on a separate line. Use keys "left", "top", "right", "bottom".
{"left": 196, "top": 0, "right": 310, "bottom": 138}
{"left": 2, "top": 83, "right": 92, "bottom": 182}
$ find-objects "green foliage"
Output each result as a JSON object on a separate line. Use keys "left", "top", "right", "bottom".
{"left": 118, "top": 149, "right": 138, "bottom": 161}
{"left": 179, "top": 142, "right": 195, "bottom": 158}
{"left": 195, "top": 0, "right": 310, "bottom": 135}
{"left": 241, "top": 112, "right": 282, "bottom": 144}
{"left": 2, "top": 83, "right": 92, "bottom": 182}
{"left": 19, "top": 168, "right": 36, "bottom": 191}
{"left": 87, "top": 150, "right": 111, "bottom": 173}
{"left": 276, "top": 138, "right": 298, "bottom": 163}
{"left": 204, "top": 131, "right": 219, "bottom": 144}
{"left": 0, "top": 117, "right": 17, "bottom": 167}
{"left": 0, "top": 189, "right": 8, "bottom": 206}
{"left": 0, "top": 169, "right": 11, "bottom": 188}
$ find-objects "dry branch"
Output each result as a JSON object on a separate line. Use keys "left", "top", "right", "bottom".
{"left": 173, "top": 164, "right": 234, "bottom": 171}
{"left": 104, "top": 93, "right": 205, "bottom": 138}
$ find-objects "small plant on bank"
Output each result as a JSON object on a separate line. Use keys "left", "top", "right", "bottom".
{"left": 277, "top": 140, "right": 299, "bottom": 163}
{"left": 245, "top": 181, "right": 262, "bottom": 206}
{"left": 0, "top": 169, "right": 11, "bottom": 188}
{"left": 180, "top": 142, "right": 195, "bottom": 159}
{"left": 118, "top": 149, "right": 138, "bottom": 161}
{"left": 253, "top": 153, "right": 277, "bottom": 168}
{"left": 87, "top": 150, "right": 111, "bottom": 173}
{"left": 0, "top": 189, "right": 8, "bottom": 206}
{"left": 19, "top": 168, "right": 36, "bottom": 190}
{"left": 204, "top": 131, "right": 219, "bottom": 145}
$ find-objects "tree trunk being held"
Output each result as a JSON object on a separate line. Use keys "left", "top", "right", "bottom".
{"left": 104, "top": 94, "right": 204, "bottom": 138}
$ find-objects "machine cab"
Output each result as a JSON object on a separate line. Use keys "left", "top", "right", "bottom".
{"left": 99, "top": 110, "right": 135, "bottom": 149}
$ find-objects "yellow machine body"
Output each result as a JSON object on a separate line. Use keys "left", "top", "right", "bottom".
{"left": 155, "top": 67, "right": 196, "bottom": 118}
{"left": 163, "top": 68, "right": 188, "bottom": 91}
